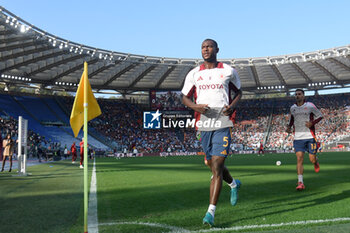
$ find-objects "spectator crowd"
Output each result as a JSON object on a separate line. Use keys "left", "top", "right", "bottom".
{"left": 3, "top": 92, "right": 350, "bottom": 156}
{"left": 86, "top": 92, "right": 350, "bottom": 154}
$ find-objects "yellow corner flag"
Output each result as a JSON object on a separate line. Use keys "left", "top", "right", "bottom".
{"left": 70, "top": 62, "right": 101, "bottom": 137}
{"left": 70, "top": 62, "right": 101, "bottom": 233}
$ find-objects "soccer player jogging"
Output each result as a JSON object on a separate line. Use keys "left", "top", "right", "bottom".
{"left": 79, "top": 139, "right": 84, "bottom": 169}
{"left": 182, "top": 39, "right": 242, "bottom": 227}
{"left": 286, "top": 89, "right": 323, "bottom": 191}
{"left": 71, "top": 142, "right": 77, "bottom": 164}
{"left": 258, "top": 141, "right": 264, "bottom": 155}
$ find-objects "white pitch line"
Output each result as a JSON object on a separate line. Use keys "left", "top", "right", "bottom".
{"left": 98, "top": 217, "right": 350, "bottom": 233}
{"left": 194, "top": 217, "right": 350, "bottom": 232}
{"left": 99, "top": 221, "right": 190, "bottom": 232}
{"left": 88, "top": 158, "right": 99, "bottom": 233}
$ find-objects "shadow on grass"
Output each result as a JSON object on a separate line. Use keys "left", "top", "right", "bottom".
{"left": 0, "top": 160, "right": 87, "bottom": 233}
{"left": 0, "top": 192, "right": 84, "bottom": 233}
{"left": 94, "top": 155, "right": 350, "bottom": 230}
{"left": 218, "top": 190, "right": 350, "bottom": 228}
{"left": 1, "top": 154, "right": 348, "bottom": 232}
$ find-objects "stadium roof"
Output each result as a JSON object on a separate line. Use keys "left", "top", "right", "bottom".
{"left": 1, "top": 6, "right": 350, "bottom": 95}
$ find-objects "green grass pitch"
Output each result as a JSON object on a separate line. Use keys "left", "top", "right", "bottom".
{"left": 0, "top": 152, "right": 350, "bottom": 232}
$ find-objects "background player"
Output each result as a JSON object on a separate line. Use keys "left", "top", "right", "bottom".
{"left": 71, "top": 142, "right": 77, "bottom": 164}
{"left": 286, "top": 89, "right": 323, "bottom": 190}
{"left": 79, "top": 139, "right": 84, "bottom": 169}
{"left": 182, "top": 39, "right": 242, "bottom": 226}
{"left": 258, "top": 141, "right": 264, "bottom": 155}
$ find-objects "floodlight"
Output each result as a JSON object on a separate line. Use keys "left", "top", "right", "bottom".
{"left": 19, "top": 25, "right": 26, "bottom": 33}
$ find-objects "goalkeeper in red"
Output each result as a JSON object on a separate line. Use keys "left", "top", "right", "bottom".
{"left": 182, "top": 39, "right": 242, "bottom": 226}
{"left": 286, "top": 89, "right": 322, "bottom": 191}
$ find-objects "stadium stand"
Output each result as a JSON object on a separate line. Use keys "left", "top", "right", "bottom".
{"left": 62, "top": 92, "right": 350, "bottom": 154}
{"left": 1, "top": 91, "right": 350, "bottom": 155}
{"left": 0, "top": 93, "right": 109, "bottom": 152}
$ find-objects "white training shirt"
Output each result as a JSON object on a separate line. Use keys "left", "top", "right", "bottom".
{"left": 289, "top": 102, "right": 323, "bottom": 140}
{"left": 181, "top": 62, "right": 241, "bottom": 131}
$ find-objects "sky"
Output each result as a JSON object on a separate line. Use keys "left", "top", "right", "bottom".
{"left": 1, "top": 0, "right": 350, "bottom": 59}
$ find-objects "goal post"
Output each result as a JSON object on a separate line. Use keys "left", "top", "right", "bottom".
{"left": 17, "top": 116, "right": 28, "bottom": 176}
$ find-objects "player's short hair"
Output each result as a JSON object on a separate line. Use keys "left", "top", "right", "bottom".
{"left": 295, "top": 89, "right": 304, "bottom": 94}
{"left": 203, "top": 39, "right": 218, "bottom": 49}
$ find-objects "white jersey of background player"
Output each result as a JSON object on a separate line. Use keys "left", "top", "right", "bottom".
{"left": 289, "top": 101, "right": 322, "bottom": 140}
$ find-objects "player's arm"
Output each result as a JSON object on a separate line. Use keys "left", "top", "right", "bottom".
{"left": 286, "top": 114, "right": 294, "bottom": 133}
{"left": 305, "top": 103, "right": 323, "bottom": 128}
{"left": 224, "top": 68, "right": 242, "bottom": 116}
{"left": 223, "top": 89, "right": 242, "bottom": 116}
{"left": 182, "top": 95, "right": 209, "bottom": 114}
{"left": 305, "top": 117, "right": 323, "bottom": 128}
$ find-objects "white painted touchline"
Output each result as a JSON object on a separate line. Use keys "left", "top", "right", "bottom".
{"left": 194, "top": 217, "right": 350, "bottom": 232}
{"left": 98, "top": 217, "right": 350, "bottom": 232}
{"left": 88, "top": 158, "right": 99, "bottom": 233}
{"left": 99, "top": 221, "right": 190, "bottom": 232}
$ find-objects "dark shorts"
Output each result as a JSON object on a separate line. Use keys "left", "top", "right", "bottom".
{"left": 201, "top": 128, "right": 231, "bottom": 160}
{"left": 293, "top": 138, "right": 317, "bottom": 154}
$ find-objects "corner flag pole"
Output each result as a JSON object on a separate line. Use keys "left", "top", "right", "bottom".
{"left": 70, "top": 61, "right": 101, "bottom": 233}
{"left": 83, "top": 62, "right": 89, "bottom": 233}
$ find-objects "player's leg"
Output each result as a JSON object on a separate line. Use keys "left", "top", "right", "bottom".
{"left": 307, "top": 139, "right": 320, "bottom": 173}
{"left": 294, "top": 140, "right": 306, "bottom": 190}
{"left": 222, "top": 165, "right": 233, "bottom": 184}
{"left": 296, "top": 151, "right": 304, "bottom": 177}
{"left": 206, "top": 156, "right": 235, "bottom": 185}
{"left": 221, "top": 128, "right": 241, "bottom": 205}
{"left": 203, "top": 155, "right": 224, "bottom": 226}
{"left": 201, "top": 131, "right": 216, "bottom": 226}
{"left": 80, "top": 152, "right": 84, "bottom": 168}
{"left": 222, "top": 164, "right": 240, "bottom": 205}
{"left": 206, "top": 128, "right": 239, "bottom": 200}
{"left": 309, "top": 153, "right": 319, "bottom": 172}
{"left": 204, "top": 156, "right": 214, "bottom": 181}
{"left": 72, "top": 152, "right": 76, "bottom": 163}
{"left": 209, "top": 155, "right": 225, "bottom": 205}
{"left": 296, "top": 151, "right": 305, "bottom": 190}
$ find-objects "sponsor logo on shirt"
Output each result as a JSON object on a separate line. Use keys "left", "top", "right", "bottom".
{"left": 198, "top": 84, "right": 224, "bottom": 90}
